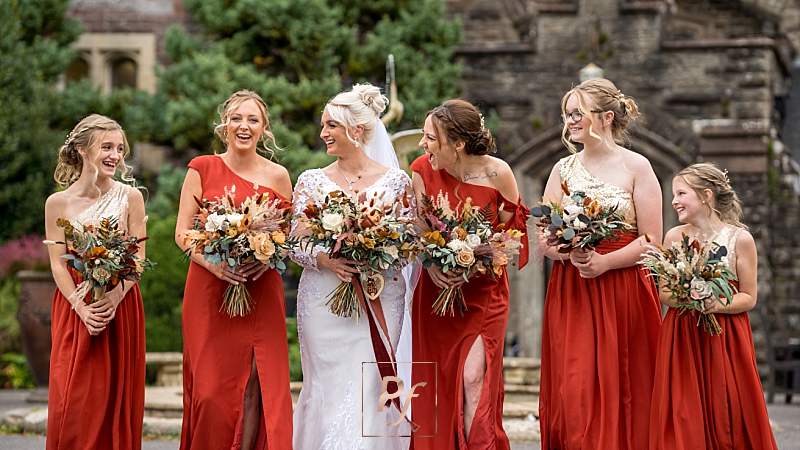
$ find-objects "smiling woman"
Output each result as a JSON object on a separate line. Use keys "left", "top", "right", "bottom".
{"left": 174, "top": 90, "right": 294, "bottom": 450}
{"left": 538, "top": 79, "right": 663, "bottom": 450}
{"left": 44, "top": 114, "right": 147, "bottom": 450}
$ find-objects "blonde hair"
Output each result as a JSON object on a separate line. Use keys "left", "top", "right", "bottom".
{"left": 213, "top": 90, "right": 278, "bottom": 156}
{"left": 54, "top": 114, "right": 134, "bottom": 188}
{"left": 324, "top": 83, "right": 387, "bottom": 146}
{"left": 560, "top": 78, "right": 641, "bottom": 153}
{"left": 677, "top": 162, "right": 746, "bottom": 228}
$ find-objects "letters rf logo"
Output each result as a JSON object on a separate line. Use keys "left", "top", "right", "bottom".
{"left": 361, "top": 361, "right": 437, "bottom": 438}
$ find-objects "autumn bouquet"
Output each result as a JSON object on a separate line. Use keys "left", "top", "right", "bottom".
{"left": 417, "top": 193, "right": 524, "bottom": 317}
{"left": 45, "top": 216, "right": 153, "bottom": 303}
{"left": 183, "top": 185, "right": 294, "bottom": 317}
{"left": 640, "top": 233, "right": 737, "bottom": 335}
{"left": 296, "top": 189, "right": 418, "bottom": 319}
{"left": 531, "top": 182, "right": 630, "bottom": 252}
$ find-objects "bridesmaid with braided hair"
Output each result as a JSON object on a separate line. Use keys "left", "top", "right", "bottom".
{"left": 538, "top": 79, "right": 663, "bottom": 449}
{"left": 410, "top": 99, "right": 530, "bottom": 450}
{"left": 45, "top": 114, "right": 147, "bottom": 450}
{"left": 649, "top": 163, "right": 777, "bottom": 450}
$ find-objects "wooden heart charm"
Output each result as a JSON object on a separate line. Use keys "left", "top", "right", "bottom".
{"left": 362, "top": 272, "right": 385, "bottom": 301}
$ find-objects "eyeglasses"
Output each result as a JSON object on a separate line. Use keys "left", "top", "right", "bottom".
{"left": 562, "top": 109, "right": 604, "bottom": 124}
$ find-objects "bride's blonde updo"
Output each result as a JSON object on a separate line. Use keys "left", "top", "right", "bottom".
{"left": 324, "top": 83, "right": 388, "bottom": 146}
{"left": 54, "top": 114, "right": 134, "bottom": 188}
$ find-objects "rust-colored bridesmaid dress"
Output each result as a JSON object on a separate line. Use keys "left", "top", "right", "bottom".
{"left": 649, "top": 226, "right": 777, "bottom": 450}
{"left": 179, "top": 155, "right": 293, "bottom": 450}
{"left": 410, "top": 154, "right": 530, "bottom": 450}
{"left": 47, "top": 182, "right": 146, "bottom": 450}
{"left": 538, "top": 154, "right": 662, "bottom": 449}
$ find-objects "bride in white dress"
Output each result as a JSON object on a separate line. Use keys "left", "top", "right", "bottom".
{"left": 291, "top": 84, "right": 413, "bottom": 450}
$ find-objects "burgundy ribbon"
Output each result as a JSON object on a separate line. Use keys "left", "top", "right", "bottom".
{"left": 354, "top": 279, "right": 420, "bottom": 433}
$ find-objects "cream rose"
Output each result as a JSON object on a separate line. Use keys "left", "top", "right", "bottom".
{"left": 455, "top": 248, "right": 476, "bottom": 267}
{"left": 465, "top": 234, "right": 482, "bottom": 249}
{"left": 205, "top": 213, "right": 226, "bottom": 232}
{"left": 248, "top": 233, "right": 276, "bottom": 263}
{"left": 689, "top": 278, "right": 713, "bottom": 300}
{"left": 383, "top": 245, "right": 399, "bottom": 261}
{"left": 321, "top": 212, "right": 344, "bottom": 233}
{"left": 563, "top": 204, "right": 583, "bottom": 220}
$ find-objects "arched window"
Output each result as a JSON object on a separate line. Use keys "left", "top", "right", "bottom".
{"left": 110, "top": 56, "right": 138, "bottom": 90}
{"left": 64, "top": 57, "right": 89, "bottom": 83}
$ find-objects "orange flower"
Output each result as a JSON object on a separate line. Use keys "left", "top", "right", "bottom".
{"left": 561, "top": 181, "right": 571, "bottom": 196}
{"left": 585, "top": 199, "right": 601, "bottom": 217}
{"left": 424, "top": 231, "right": 446, "bottom": 247}
{"left": 304, "top": 202, "right": 320, "bottom": 218}
{"left": 87, "top": 246, "right": 108, "bottom": 258}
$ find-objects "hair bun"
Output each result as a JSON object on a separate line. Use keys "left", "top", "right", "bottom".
{"left": 352, "top": 83, "right": 388, "bottom": 118}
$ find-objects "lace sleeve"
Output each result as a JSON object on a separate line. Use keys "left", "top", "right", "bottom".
{"left": 385, "top": 168, "right": 416, "bottom": 220}
{"left": 290, "top": 171, "right": 327, "bottom": 271}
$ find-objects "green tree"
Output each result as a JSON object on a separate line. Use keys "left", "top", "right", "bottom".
{"left": 0, "top": 0, "right": 82, "bottom": 241}
{"left": 150, "top": 0, "right": 461, "bottom": 178}
{"left": 138, "top": 166, "right": 188, "bottom": 351}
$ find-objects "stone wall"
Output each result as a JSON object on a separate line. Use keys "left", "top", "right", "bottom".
{"left": 449, "top": 0, "right": 800, "bottom": 359}
{"left": 68, "top": 0, "right": 192, "bottom": 63}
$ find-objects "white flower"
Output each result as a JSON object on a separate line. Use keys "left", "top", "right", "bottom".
{"left": 321, "top": 212, "right": 344, "bottom": 233}
{"left": 564, "top": 204, "right": 583, "bottom": 220}
{"left": 465, "top": 234, "right": 482, "bottom": 249}
{"left": 383, "top": 245, "right": 399, "bottom": 260}
{"left": 447, "top": 239, "right": 469, "bottom": 252}
{"left": 205, "top": 213, "right": 226, "bottom": 232}
{"left": 226, "top": 213, "right": 244, "bottom": 226}
{"left": 690, "top": 278, "right": 713, "bottom": 300}
{"left": 572, "top": 218, "right": 587, "bottom": 230}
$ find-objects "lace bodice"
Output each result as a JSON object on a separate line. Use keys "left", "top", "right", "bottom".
{"left": 291, "top": 166, "right": 413, "bottom": 450}
{"left": 69, "top": 182, "right": 130, "bottom": 231}
{"left": 559, "top": 154, "right": 637, "bottom": 228}
{"left": 290, "top": 167, "right": 414, "bottom": 270}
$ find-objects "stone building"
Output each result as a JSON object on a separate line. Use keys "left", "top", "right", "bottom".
{"left": 448, "top": 0, "right": 800, "bottom": 361}
{"left": 65, "top": 0, "right": 191, "bottom": 93}
{"left": 65, "top": 0, "right": 800, "bottom": 366}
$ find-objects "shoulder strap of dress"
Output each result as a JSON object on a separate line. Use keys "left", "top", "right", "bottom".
{"left": 558, "top": 154, "right": 577, "bottom": 180}
{"left": 187, "top": 155, "right": 215, "bottom": 177}
{"left": 410, "top": 155, "right": 435, "bottom": 190}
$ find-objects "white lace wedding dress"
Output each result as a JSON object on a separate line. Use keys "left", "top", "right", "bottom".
{"left": 291, "top": 167, "right": 412, "bottom": 450}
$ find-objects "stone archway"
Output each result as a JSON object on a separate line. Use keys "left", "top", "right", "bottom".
{"left": 504, "top": 125, "right": 691, "bottom": 358}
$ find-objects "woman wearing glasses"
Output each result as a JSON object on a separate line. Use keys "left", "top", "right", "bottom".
{"left": 537, "top": 78, "right": 663, "bottom": 450}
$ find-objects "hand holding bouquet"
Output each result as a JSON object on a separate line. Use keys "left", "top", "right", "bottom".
{"left": 183, "top": 186, "right": 294, "bottom": 317}
{"left": 45, "top": 216, "right": 153, "bottom": 303}
{"left": 418, "top": 193, "right": 524, "bottom": 317}
{"left": 640, "top": 234, "right": 737, "bottom": 335}
{"left": 532, "top": 181, "right": 630, "bottom": 252}
{"left": 296, "top": 189, "right": 418, "bottom": 319}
